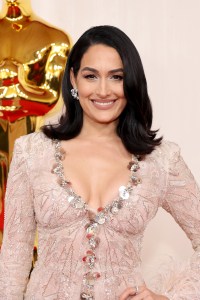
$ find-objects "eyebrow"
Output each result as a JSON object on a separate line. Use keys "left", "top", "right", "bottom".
{"left": 81, "top": 67, "right": 124, "bottom": 73}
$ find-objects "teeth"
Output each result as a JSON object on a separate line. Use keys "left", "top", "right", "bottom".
{"left": 93, "top": 101, "right": 114, "bottom": 106}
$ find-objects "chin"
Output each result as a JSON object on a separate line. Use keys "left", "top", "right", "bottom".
{"left": 94, "top": 117, "right": 119, "bottom": 125}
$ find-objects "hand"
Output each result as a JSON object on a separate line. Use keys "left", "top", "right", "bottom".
{"left": 119, "top": 285, "right": 169, "bottom": 300}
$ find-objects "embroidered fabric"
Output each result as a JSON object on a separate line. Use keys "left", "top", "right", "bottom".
{"left": 0, "top": 132, "right": 199, "bottom": 300}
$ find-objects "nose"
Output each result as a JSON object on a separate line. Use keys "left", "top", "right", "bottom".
{"left": 96, "top": 78, "right": 111, "bottom": 98}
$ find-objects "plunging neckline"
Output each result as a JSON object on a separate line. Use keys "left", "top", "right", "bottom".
{"left": 52, "top": 139, "right": 141, "bottom": 217}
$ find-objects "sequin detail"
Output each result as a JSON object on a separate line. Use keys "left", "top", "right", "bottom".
{"left": 52, "top": 140, "right": 141, "bottom": 299}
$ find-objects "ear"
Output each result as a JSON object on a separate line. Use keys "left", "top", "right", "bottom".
{"left": 70, "top": 68, "right": 77, "bottom": 89}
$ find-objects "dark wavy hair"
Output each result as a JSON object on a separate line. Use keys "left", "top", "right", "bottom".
{"left": 42, "top": 25, "right": 162, "bottom": 155}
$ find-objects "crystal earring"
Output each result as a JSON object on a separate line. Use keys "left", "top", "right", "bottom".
{"left": 71, "top": 88, "right": 79, "bottom": 100}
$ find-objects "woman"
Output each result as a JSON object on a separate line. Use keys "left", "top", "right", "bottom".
{"left": 0, "top": 25, "right": 199, "bottom": 300}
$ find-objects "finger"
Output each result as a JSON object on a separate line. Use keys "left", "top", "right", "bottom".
{"left": 119, "top": 286, "right": 138, "bottom": 300}
{"left": 131, "top": 289, "right": 153, "bottom": 300}
{"left": 119, "top": 285, "right": 146, "bottom": 300}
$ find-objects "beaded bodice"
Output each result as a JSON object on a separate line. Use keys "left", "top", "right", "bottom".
{"left": 0, "top": 132, "right": 200, "bottom": 300}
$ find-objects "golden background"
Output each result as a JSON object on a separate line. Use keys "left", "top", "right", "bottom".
{"left": 0, "top": 0, "right": 71, "bottom": 245}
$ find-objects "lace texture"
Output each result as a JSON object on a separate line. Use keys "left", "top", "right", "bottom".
{"left": 0, "top": 132, "right": 199, "bottom": 300}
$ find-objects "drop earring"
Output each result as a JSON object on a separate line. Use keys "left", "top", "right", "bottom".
{"left": 71, "top": 88, "right": 79, "bottom": 100}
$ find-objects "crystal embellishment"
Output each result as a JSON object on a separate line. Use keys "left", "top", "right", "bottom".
{"left": 80, "top": 292, "right": 94, "bottom": 300}
{"left": 95, "top": 212, "right": 107, "bottom": 225}
{"left": 67, "top": 196, "right": 75, "bottom": 203}
{"left": 86, "top": 223, "right": 99, "bottom": 235}
{"left": 119, "top": 185, "right": 130, "bottom": 200}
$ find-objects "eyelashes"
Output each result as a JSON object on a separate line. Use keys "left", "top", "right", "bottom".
{"left": 83, "top": 74, "right": 123, "bottom": 81}
{"left": 111, "top": 75, "right": 123, "bottom": 81}
{"left": 84, "top": 74, "right": 96, "bottom": 79}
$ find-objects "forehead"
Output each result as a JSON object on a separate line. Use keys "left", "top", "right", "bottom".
{"left": 80, "top": 44, "right": 123, "bottom": 68}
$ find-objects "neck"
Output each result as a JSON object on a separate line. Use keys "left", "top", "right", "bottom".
{"left": 0, "top": 0, "right": 32, "bottom": 19}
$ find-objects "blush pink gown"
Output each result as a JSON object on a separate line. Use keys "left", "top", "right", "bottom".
{"left": 0, "top": 132, "right": 199, "bottom": 299}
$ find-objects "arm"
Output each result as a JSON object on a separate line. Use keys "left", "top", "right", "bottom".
{"left": 0, "top": 139, "right": 36, "bottom": 299}
{"left": 157, "top": 143, "right": 200, "bottom": 300}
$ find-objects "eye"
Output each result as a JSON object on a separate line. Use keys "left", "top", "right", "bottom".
{"left": 111, "top": 74, "right": 123, "bottom": 81}
{"left": 83, "top": 74, "right": 97, "bottom": 80}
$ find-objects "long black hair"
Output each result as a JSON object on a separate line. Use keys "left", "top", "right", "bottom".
{"left": 42, "top": 25, "right": 162, "bottom": 155}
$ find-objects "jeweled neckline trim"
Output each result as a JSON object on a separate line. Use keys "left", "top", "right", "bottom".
{"left": 52, "top": 139, "right": 142, "bottom": 300}
{"left": 52, "top": 139, "right": 141, "bottom": 217}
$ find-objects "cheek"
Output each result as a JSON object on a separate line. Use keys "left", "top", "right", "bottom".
{"left": 77, "top": 83, "right": 92, "bottom": 97}
{"left": 115, "top": 83, "right": 125, "bottom": 97}
{"left": 118, "top": 89, "right": 126, "bottom": 103}
{"left": 120, "top": 93, "right": 127, "bottom": 109}
{"left": 121, "top": 99, "right": 127, "bottom": 110}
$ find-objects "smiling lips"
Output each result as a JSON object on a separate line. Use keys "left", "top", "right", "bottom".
{"left": 91, "top": 100, "right": 116, "bottom": 109}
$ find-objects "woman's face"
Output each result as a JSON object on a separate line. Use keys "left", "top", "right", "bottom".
{"left": 71, "top": 44, "right": 127, "bottom": 126}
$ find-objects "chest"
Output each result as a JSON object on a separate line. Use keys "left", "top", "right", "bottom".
{"left": 62, "top": 149, "right": 133, "bottom": 209}
{"left": 29, "top": 148, "right": 166, "bottom": 234}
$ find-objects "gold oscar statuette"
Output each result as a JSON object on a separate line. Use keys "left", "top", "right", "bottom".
{"left": 0, "top": 0, "right": 71, "bottom": 245}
